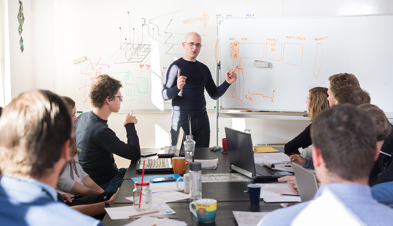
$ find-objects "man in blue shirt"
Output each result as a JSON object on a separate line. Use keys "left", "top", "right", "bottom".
{"left": 162, "top": 32, "right": 237, "bottom": 147}
{"left": 258, "top": 104, "right": 393, "bottom": 226}
{"left": 0, "top": 90, "right": 102, "bottom": 226}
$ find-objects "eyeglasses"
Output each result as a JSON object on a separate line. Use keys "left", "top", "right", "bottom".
{"left": 184, "top": 42, "right": 202, "bottom": 48}
{"left": 115, "top": 96, "right": 123, "bottom": 101}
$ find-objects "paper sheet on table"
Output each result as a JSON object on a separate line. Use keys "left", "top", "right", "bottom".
{"left": 257, "top": 183, "right": 301, "bottom": 203}
{"left": 123, "top": 216, "right": 187, "bottom": 226}
{"left": 105, "top": 203, "right": 175, "bottom": 220}
{"left": 201, "top": 173, "right": 252, "bottom": 183}
{"left": 194, "top": 158, "right": 219, "bottom": 169}
{"left": 149, "top": 181, "right": 183, "bottom": 193}
{"left": 125, "top": 191, "right": 189, "bottom": 204}
{"left": 233, "top": 211, "right": 269, "bottom": 226}
{"left": 254, "top": 153, "right": 289, "bottom": 165}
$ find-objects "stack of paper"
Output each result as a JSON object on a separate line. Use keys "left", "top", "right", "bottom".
{"left": 254, "top": 153, "right": 289, "bottom": 165}
{"left": 262, "top": 161, "right": 294, "bottom": 172}
{"left": 124, "top": 216, "right": 186, "bottom": 226}
{"left": 194, "top": 158, "right": 219, "bottom": 169}
{"left": 105, "top": 203, "right": 175, "bottom": 220}
{"left": 233, "top": 211, "right": 268, "bottom": 226}
{"left": 257, "top": 183, "right": 301, "bottom": 203}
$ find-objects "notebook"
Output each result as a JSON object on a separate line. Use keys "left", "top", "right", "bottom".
{"left": 225, "top": 127, "right": 292, "bottom": 179}
{"left": 292, "top": 162, "right": 318, "bottom": 202}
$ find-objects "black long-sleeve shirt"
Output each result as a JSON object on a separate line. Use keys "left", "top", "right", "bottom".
{"left": 372, "top": 125, "right": 393, "bottom": 186}
{"left": 284, "top": 124, "right": 312, "bottom": 156}
{"left": 75, "top": 111, "right": 140, "bottom": 185}
{"left": 162, "top": 58, "right": 230, "bottom": 118}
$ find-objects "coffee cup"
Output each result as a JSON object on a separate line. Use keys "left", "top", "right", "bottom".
{"left": 189, "top": 199, "right": 217, "bottom": 223}
{"left": 176, "top": 173, "right": 190, "bottom": 194}
{"left": 172, "top": 157, "right": 189, "bottom": 176}
{"left": 248, "top": 184, "right": 261, "bottom": 206}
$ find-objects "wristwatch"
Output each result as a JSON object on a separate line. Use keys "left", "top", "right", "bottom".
{"left": 104, "top": 200, "right": 110, "bottom": 207}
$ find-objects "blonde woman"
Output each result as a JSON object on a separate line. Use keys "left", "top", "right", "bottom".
{"left": 284, "top": 87, "right": 329, "bottom": 156}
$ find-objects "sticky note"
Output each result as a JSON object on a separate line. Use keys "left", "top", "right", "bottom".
{"left": 254, "top": 147, "right": 280, "bottom": 153}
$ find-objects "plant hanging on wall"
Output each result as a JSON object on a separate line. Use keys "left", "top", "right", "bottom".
{"left": 17, "top": 0, "right": 24, "bottom": 53}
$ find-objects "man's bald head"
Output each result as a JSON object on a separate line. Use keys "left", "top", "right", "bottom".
{"left": 184, "top": 32, "right": 201, "bottom": 42}
{"left": 182, "top": 32, "right": 202, "bottom": 61}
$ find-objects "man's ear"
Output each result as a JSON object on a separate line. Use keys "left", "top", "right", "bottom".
{"left": 61, "top": 139, "right": 71, "bottom": 162}
{"left": 105, "top": 96, "right": 111, "bottom": 105}
{"left": 374, "top": 143, "right": 381, "bottom": 161}
{"left": 312, "top": 146, "right": 323, "bottom": 169}
{"left": 182, "top": 42, "right": 186, "bottom": 49}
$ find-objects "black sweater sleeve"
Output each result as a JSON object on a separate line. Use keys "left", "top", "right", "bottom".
{"left": 284, "top": 124, "right": 312, "bottom": 156}
{"left": 204, "top": 68, "right": 231, "bottom": 100}
{"left": 98, "top": 123, "right": 141, "bottom": 161}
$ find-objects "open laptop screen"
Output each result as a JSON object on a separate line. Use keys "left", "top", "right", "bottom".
{"left": 174, "top": 127, "right": 185, "bottom": 156}
{"left": 225, "top": 127, "right": 256, "bottom": 177}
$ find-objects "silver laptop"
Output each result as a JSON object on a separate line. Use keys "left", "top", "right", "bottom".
{"left": 292, "top": 162, "right": 319, "bottom": 202}
{"left": 225, "top": 127, "right": 292, "bottom": 179}
{"left": 157, "top": 127, "right": 185, "bottom": 157}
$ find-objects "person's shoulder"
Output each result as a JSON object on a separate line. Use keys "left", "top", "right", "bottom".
{"left": 259, "top": 202, "right": 309, "bottom": 226}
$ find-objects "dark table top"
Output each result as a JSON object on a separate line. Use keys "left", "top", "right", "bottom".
{"left": 106, "top": 147, "right": 285, "bottom": 225}
{"left": 103, "top": 201, "right": 281, "bottom": 226}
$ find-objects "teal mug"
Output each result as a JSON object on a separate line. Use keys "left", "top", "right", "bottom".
{"left": 189, "top": 199, "right": 217, "bottom": 223}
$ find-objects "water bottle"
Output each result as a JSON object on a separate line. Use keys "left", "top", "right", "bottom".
{"left": 184, "top": 135, "right": 196, "bottom": 163}
{"left": 189, "top": 162, "right": 202, "bottom": 202}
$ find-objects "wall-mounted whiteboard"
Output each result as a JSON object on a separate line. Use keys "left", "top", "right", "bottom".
{"left": 52, "top": 0, "right": 282, "bottom": 112}
{"left": 219, "top": 15, "right": 393, "bottom": 113}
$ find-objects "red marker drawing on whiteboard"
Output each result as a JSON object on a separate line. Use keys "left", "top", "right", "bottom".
{"left": 231, "top": 65, "right": 238, "bottom": 74}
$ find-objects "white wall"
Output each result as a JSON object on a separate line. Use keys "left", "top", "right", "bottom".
{"left": 8, "top": 0, "right": 34, "bottom": 98}
{"left": 9, "top": 0, "right": 392, "bottom": 167}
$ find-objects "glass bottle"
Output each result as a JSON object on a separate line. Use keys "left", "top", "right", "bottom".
{"left": 184, "top": 135, "right": 196, "bottom": 164}
{"left": 133, "top": 181, "right": 152, "bottom": 211}
{"left": 189, "top": 162, "right": 202, "bottom": 202}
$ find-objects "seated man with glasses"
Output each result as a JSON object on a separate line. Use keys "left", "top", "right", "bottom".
{"left": 75, "top": 74, "right": 140, "bottom": 192}
{"left": 162, "top": 32, "right": 237, "bottom": 147}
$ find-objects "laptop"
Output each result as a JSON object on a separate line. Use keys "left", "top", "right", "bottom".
{"left": 292, "top": 162, "right": 319, "bottom": 202}
{"left": 225, "top": 127, "right": 292, "bottom": 179}
{"left": 157, "top": 127, "right": 185, "bottom": 157}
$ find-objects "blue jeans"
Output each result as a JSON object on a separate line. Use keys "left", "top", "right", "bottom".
{"left": 101, "top": 168, "right": 127, "bottom": 192}
{"left": 171, "top": 112, "right": 210, "bottom": 147}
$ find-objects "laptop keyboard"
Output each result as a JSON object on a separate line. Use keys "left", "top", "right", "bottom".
{"left": 146, "top": 158, "right": 171, "bottom": 168}
{"left": 136, "top": 158, "right": 173, "bottom": 173}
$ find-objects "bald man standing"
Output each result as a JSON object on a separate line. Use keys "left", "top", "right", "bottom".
{"left": 162, "top": 32, "right": 237, "bottom": 147}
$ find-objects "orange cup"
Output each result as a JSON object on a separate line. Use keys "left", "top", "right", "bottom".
{"left": 172, "top": 157, "right": 190, "bottom": 176}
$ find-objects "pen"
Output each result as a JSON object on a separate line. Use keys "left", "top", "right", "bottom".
{"left": 129, "top": 210, "right": 159, "bottom": 218}
{"left": 230, "top": 65, "right": 238, "bottom": 74}
{"left": 280, "top": 193, "right": 299, "bottom": 196}
{"left": 130, "top": 110, "right": 133, "bottom": 116}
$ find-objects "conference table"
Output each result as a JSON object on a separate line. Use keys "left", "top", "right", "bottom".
{"left": 102, "top": 147, "right": 285, "bottom": 225}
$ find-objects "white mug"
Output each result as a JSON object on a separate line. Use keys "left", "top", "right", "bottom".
{"left": 176, "top": 173, "right": 190, "bottom": 194}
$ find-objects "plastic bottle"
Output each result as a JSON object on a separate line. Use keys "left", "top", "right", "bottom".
{"left": 184, "top": 135, "right": 196, "bottom": 163}
{"left": 189, "top": 162, "right": 202, "bottom": 202}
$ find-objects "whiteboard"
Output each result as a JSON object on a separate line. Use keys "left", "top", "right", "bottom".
{"left": 52, "top": 0, "right": 281, "bottom": 112}
{"left": 219, "top": 15, "right": 393, "bottom": 113}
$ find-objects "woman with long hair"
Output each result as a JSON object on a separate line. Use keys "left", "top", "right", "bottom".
{"left": 284, "top": 87, "right": 329, "bottom": 156}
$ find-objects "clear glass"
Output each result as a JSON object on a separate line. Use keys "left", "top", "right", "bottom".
{"left": 189, "top": 169, "right": 202, "bottom": 202}
{"left": 184, "top": 135, "right": 196, "bottom": 163}
{"left": 133, "top": 181, "right": 152, "bottom": 211}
